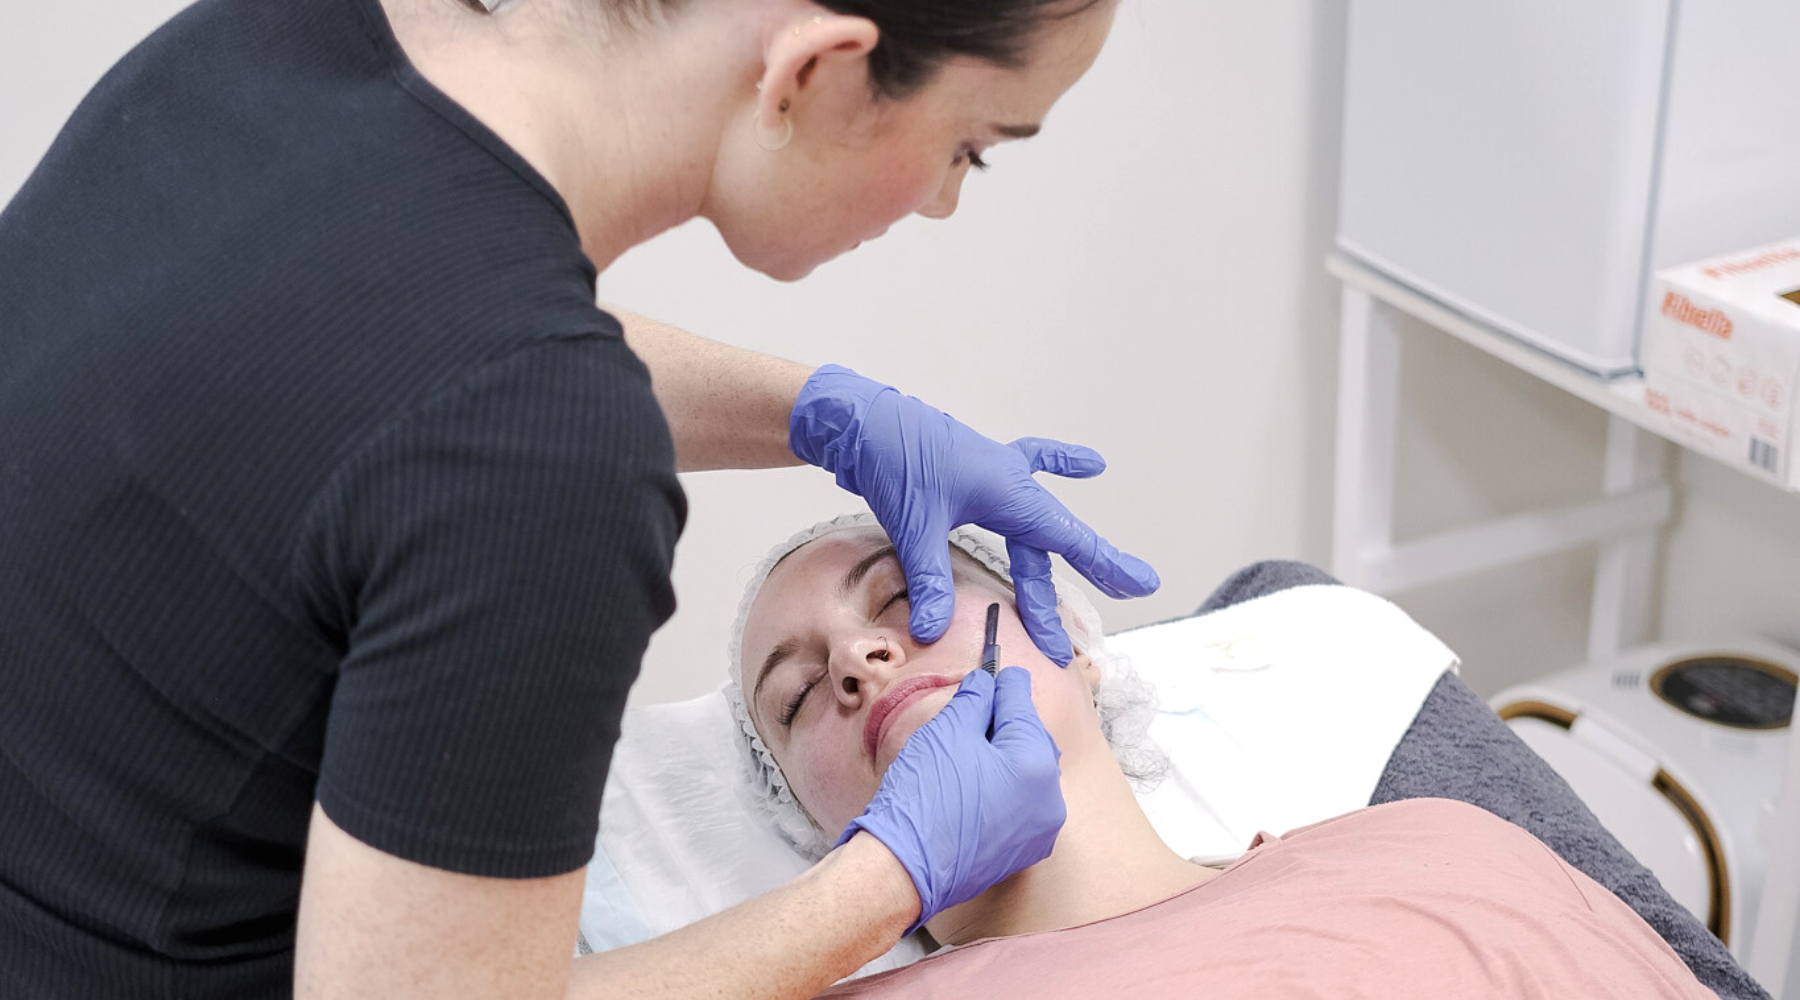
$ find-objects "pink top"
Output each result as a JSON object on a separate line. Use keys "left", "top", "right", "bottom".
{"left": 821, "top": 798, "right": 1718, "bottom": 999}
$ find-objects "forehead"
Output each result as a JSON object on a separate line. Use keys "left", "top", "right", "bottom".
{"left": 763, "top": 528, "right": 892, "bottom": 595}
{"left": 740, "top": 529, "right": 1008, "bottom": 652}
{"left": 740, "top": 528, "right": 891, "bottom": 651}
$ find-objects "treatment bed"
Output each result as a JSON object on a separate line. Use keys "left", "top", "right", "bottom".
{"left": 581, "top": 560, "right": 1770, "bottom": 999}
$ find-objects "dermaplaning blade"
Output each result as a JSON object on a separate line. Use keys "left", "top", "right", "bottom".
{"left": 981, "top": 603, "right": 1001, "bottom": 676}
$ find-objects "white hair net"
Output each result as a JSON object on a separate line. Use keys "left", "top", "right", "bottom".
{"left": 725, "top": 512, "right": 1167, "bottom": 859}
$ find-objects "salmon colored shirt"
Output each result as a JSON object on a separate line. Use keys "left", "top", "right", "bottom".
{"left": 821, "top": 798, "right": 1718, "bottom": 1000}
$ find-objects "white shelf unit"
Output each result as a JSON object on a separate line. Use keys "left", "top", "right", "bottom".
{"left": 1328, "top": 251, "right": 1800, "bottom": 996}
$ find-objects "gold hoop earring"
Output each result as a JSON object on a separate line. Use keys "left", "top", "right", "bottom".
{"left": 753, "top": 106, "right": 793, "bottom": 152}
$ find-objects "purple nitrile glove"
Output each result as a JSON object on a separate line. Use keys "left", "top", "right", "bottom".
{"left": 789, "top": 364, "right": 1161, "bottom": 666}
{"left": 836, "top": 667, "right": 1064, "bottom": 934}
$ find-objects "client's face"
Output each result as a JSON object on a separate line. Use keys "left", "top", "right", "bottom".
{"left": 741, "top": 528, "right": 1100, "bottom": 838}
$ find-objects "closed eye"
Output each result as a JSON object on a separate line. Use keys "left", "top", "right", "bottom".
{"left": 875, "top": 588, "right": 909, "bottom": 618}
{"left": 779, "top": 674, "right": 819, "bottom": 729}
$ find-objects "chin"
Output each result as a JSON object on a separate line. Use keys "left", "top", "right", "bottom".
{"left": 716, "top": 229, "right": 835, "bottom": 282}
{"left": 763, "top": 258, "right": 820, "bottom": 283}
{"left": 735, "top": 248, "right": 819, "bottom": 283}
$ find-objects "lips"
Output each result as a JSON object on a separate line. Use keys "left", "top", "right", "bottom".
{"left": 863, "top": 674, "right": 961, "bottom": 759}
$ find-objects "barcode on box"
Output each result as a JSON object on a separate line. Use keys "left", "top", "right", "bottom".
{"left": 1749, "top": 437, "right": 1780, "bottom": 474}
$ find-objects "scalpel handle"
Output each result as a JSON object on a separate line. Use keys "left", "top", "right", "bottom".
{"left": 980, "top": 603, "right": 1001, "bottom": 676}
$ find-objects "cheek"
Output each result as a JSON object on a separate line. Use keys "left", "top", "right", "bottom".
{"left": 990, "top": 617, "right": 1102, "bottom": 744}
{"left": 846, "top": 143, "right": 943, "bottom": 223}
{"left": 1027, "top": 664, "right": 1102, "bottom": 744}
{"left": 935, "top": 595, "right": 1100, "bottom": 742}
{"left": 784, "top": 727, "right": 876, "bottom": 837}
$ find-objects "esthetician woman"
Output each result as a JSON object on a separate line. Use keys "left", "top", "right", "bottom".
{"left": 0, "top": 0, "right": 1155, "bottom": 997}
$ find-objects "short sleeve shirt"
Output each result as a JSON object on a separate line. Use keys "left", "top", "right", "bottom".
{"left": 0, "top": 0, "right": 685, "bottom": 996}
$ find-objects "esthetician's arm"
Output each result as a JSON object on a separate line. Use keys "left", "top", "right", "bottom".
{"left": 613, "top": 308, "right": 810, "bottom": 472}
{"left": 295, "top": 804, "right": 914, "bottom": 1000}
{"left": 566, "top": 832, "right": 917, "bottom": 1000}
{"left": 564, "top": 667, "right": 1063, "bottom": 1000}
{"left": 615, "top": 307, "right": 1161, "bottom": 662}
{"left": 296, "top": 668, "right": 1061, "bottom": 1000}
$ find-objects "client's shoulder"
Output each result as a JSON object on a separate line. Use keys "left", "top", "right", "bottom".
{"left": 1275, "top": 797, "right": 1526, "bottom": 846}
{"left": 1238, "top": 798, "right": 1577, "bottom": 901}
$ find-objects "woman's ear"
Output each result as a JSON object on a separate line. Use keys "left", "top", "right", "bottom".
{"left": 1071, "top": 648, "right": 1101, "bottom": 690}
{"left": 753, "top": 11, "right": 880, "bottom": 129}
{"left": 1054, "top": 600, "right": 1102, "bottom": 688}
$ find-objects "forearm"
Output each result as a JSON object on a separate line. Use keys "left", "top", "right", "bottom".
{"left": 611, "top": 307, "right": 812, "bottom": 473}
{"left": 565, "top": 833, "right": 917, "bottom": 1000}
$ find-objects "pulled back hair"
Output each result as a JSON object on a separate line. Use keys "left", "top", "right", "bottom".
{"left": 808, "top": 0, "right": 1112, "bottom": 97}
{"left": 601, "top": 0, "right": 1111, "bottom": 99}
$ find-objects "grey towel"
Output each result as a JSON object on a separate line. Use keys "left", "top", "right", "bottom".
{"left": 1196, "top": 561, "right": 1768, "bottom": 1000}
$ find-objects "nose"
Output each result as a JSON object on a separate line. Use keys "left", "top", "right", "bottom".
{"left": 916, "top": 167, "right": 966, "bottom": 221}
{"left": 829, "top": 633, "right": 906, "bottom": 707}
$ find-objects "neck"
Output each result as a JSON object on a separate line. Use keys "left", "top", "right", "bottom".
{"left": 924, "top": 742, "right": 1214, "bottom": 946}
{"left": 377, "top": 0, "right": 753, "bottom": 271}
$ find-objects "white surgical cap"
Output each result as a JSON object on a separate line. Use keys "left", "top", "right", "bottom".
{"left": 725, "top": 512, "right": 1166, "bottom": 859}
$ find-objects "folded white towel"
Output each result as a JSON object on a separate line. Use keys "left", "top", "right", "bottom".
{"left": 1117, "top": 585, "right": 1458, "bottom": 865}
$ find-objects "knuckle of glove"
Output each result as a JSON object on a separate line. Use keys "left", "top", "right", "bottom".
{"left": 1017, "top": 732, "right": 1062, "bottom": 785}
{"left": 989, "top": 753, "right": 1058, "bottom": 807}
{"left": 1022, "top": 754, "right": 1061, "bottom": 794}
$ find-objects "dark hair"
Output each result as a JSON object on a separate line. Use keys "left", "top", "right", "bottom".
{"left": 596, "top": 0, "right": 1107, "bottom": 98}
{"left": 815, "top": 0, "right": 1110, "bottom": 97}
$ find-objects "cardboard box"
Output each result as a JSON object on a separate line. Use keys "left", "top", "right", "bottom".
{"left": 1642, "top": 238, "right": 1800, "bottom": 487}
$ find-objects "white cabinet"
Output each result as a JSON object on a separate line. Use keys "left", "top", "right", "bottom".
{"left": 1338, "top": 0, "right": 1800, "bottom": 376}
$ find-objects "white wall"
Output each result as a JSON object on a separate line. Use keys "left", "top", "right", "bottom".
{"left": 9, "top": 1, "right": 1799, "bottom": 710}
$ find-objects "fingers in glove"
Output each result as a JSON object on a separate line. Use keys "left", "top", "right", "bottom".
{"left": 1071, "top": 535, "right": 1162, "bottom": 600}
{"left": 1005, "top": 537, "right": 1074, "bottom": 666}
{"left": 926, "top": 666, "right": 997, "bottom": 735}
{"left": 990, "top": 667, "right": 1062, "bottom": 765}
{"left": 1008, "top": 437, "right": 1107, "bottom": 480}
{"left": 889, "top": 514, "right": 957, "bottom": 643}
{"left": 993, "top": 496, "right": 1161, "bottom": 600}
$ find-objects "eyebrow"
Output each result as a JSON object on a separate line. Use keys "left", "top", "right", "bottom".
{"left": 752, "top": 545, "right": 901, "bottom": 710}
{"left": 838, "top": 545, "right": 899, "bottom": 601}
{"left": 752, "top": 638, "right": 802, "bottom": 710}
{"left": 994, "top": 123, "right": 1042, "bottom": 139}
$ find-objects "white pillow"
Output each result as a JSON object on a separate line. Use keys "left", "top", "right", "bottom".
{"left": 580, "top": 584, "right": 1457, "bottom": 971}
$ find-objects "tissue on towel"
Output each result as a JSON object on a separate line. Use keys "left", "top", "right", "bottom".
{"left": 1116, "top": 585, "right": 1458, "bottom": 864}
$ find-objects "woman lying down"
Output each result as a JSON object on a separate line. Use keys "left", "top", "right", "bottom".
{"left": 726, "top": 515, "right": 1718, "bottom": 999}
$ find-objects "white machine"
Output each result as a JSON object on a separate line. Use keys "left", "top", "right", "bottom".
{"left": 1339, "top": 0, "right": 1800, "bottom": 376}
{"left": 1491, "top": 638, "right": 1797, "bottom": 963}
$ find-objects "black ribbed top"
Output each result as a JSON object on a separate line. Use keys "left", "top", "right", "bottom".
{"left": 0, "top": 0, "right": 686, "bottom": 995}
